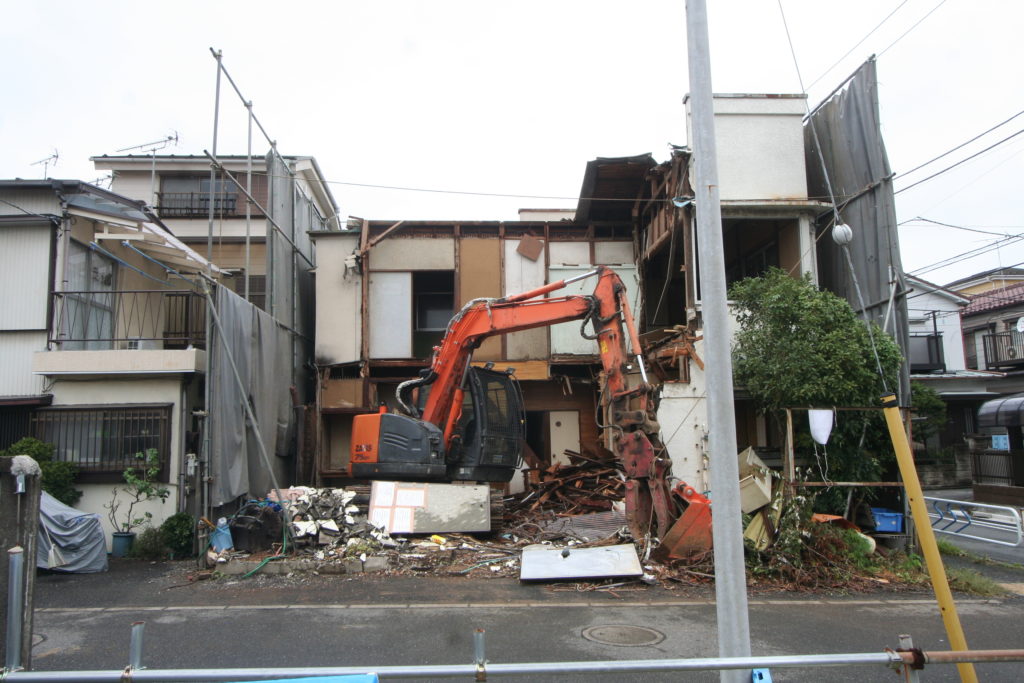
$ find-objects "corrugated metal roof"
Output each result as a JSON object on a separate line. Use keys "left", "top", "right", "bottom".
{"left": 962, "top": 282, "right": 1024, "bottom": 316}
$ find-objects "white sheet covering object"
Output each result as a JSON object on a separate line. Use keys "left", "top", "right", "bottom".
{"left": 37, "top": 491, "right": 108, "bottom": 573}
{"left": 809, "top": 409, "right": 834, "bottom": 445}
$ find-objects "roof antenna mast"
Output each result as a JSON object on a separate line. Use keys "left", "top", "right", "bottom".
{"left": 115, "top": 132, "right": 180, "bottom": 208}
{"left": 31, "top": 150, "right": 59, "bottom": 179}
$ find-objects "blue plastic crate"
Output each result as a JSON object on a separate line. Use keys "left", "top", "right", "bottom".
{"left": 871, "top": 507, "right": 903, "bottom": 533}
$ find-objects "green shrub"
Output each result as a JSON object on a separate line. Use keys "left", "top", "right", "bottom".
{"left": 128, "top": 527, "right": 167, "bottom": 560}
{"left": 1, "top": 437, "right": 82, "bottom": 506}
{"left": 160, "top": 512, "right": 196, "bottom": 558}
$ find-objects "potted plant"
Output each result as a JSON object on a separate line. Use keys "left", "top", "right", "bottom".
{"left": 105, "top": 449, "right": 171, "bottom": 557}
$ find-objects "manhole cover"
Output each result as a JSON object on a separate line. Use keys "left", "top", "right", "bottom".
{"left": 582, "top": 624, "right": 665, "bottom": 647}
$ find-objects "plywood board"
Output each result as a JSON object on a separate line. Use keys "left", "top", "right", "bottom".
{"left": 369, "top": 481, "right": 490, "bottom": 534}
{"left": 459, "top": 238, "right": 501, "bottom": 360}
{"left": 519, "top": 544, "right": 643, "bottom": 581}
{"left": 321, "top": 378, "right": 365, "bottom": 409}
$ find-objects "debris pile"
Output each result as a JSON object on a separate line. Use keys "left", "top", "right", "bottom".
{"left": 515, "top": 451, "right": 625, "bottom": 515}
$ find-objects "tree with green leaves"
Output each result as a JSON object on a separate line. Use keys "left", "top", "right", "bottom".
{"left": 910, "top": 381, "right": 947, "bottom": 451}
{"left": 0, "top": 437, "right": 82, "bottom": 506}
{"left": 729, "top": 268, "right": 904, "bottom": 510}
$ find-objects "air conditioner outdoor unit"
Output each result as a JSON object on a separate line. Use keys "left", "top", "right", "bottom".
{"left": 126, "top": 338, "right": 161, "bottom": 351}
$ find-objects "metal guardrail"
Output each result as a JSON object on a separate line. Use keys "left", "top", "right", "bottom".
{"left": 3, "top": 619, "right": 1023, "bottom": 681}
{"left": 924, "top": 496, "right": 1023, "bottom": 547}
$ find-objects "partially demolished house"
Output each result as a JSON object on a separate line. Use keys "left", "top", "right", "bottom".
{"left": 311, "top": 93, "right": 830, "bottom": 494}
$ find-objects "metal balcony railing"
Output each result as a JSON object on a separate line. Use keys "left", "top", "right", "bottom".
{"left": 982, "top": 331, "right": 1024, "bottom": 369}
{"left": 156, "top": 191, "right": 239, "bottom": 218}
{"left": 970, "top": 449, "right": 1019, "bottom": 486}
{"left": 49, "top": 289, "right": 206, "bottom": 350}
{"left": 908, "top": 333, "right": 945, "bottom": 373}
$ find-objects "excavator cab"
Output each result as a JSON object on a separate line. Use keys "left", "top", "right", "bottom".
{"left": 446, "top": 366, "right": 525, "bottom": 482}
{"left": 350, "top": 366, "right": 524, "bottom": 483}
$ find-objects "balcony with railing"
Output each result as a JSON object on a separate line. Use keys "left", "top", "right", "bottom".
{"left": 909, "top": 333, "right": 945, "bottom": 373}
{"left": 982, "top": 331, "right": 1024, "bottom": 370}
{"left": 33, "top": 290, "right": 206, "bottom": 377}
{"left": 157, "top": 192, "right": 239, "bottom": 218}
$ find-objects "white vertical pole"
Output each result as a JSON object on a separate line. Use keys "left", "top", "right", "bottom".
{"left": 684, "top": 1, "right": 752, "bottom": 680}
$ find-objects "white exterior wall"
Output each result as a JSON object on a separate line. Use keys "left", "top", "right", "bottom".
{"left": 50, "top": 378, "right": 184, "bottom": 544}
{"left": 504, "top": 239, "right": 547, "bottom": 359}
{"left": 0, "top": 224, "right": 51, "bottom": 330}
{"left": 313, "top": 234, "right": 362, "bottom": 364}
{"left": 0, "top": 332, "right": 47, "bottom": 396}
{"left": 549, "top": 265, "right": 639, "bottom": 355}
{"left": 659, "top": 340, "right": 710, "bottom": 492}
{"left": 687, "top": 94, "right": 808, "bottom": 201}
{"left": 908, "top": 288, "right": 967, "bottom": 371}
{"left": 369, "top": 272, "right": 413, "bottom": 358}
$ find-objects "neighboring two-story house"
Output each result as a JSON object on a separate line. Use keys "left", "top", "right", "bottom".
{"left": 903, "top": 274, "right": 1001, "bottom": 455}
{"left": 0, "top": 179, "right": 217, "bottom": 537}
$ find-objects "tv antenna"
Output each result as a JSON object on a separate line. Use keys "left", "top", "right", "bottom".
{"left": 116, "top": 132, "right": 179, "bottom": 207}
{"left": 31, "top": 150, "right": 59, "bottom": 178}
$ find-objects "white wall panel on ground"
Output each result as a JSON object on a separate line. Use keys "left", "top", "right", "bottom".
{"left": 369, "top": 271, "right": 412, "bottom": 358}
{"left": 0, "top": 225, "right": 51, "bottom": 330}
{"left": 0, "top": 332, "right": 47, "bottom": 396}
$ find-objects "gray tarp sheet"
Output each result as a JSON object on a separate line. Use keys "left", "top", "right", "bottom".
{"left": 805, "top": 58, "right": 912, "bottom": 404}
{"left": 210, "top": 285, "right": 293, "bottom": 506}
{"left": 37, "top": 491, "right": 108, "bottom": 573}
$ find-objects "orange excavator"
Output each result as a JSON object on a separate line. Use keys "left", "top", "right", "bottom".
{"left": 351, "top": 266, "right": 711, "bottom": 550}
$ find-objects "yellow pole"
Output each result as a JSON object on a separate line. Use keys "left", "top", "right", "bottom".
{"left": 881, "top": 393, "right": 977, "bottom": 683}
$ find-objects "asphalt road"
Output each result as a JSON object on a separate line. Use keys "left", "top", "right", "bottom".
{"left": 18, "top": 557, "right": 1024, "bottom": 683}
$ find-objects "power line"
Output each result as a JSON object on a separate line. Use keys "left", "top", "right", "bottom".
{"left": 894, "top": 127, "right": 1024, "bottom": 195}
{"left": 877, "top": 0, "right": 949, "bottom": 57}
{"left": 909, "top": 236, "right": 1024, "bottom": 276}
{"left": 897, "top": 108, "right": 1024, "bottom": 180}
{"left": 805, "top": 0, "right": 910, "bottom": 91}
{"left": 898, "top": 216, "right": 1017, "bottom": 238}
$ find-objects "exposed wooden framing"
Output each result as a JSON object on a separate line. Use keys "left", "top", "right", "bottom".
{"left": 794, "top": 482, "right": 905, "bottom": 488}
{"left": 454, "top": 225, "right": 461, "bottom": 338}
{"left": 360, "top": 219, "right": 406, "bottom": 255}
{"left": 359, "top": 218, "right": 371, "bottom": 407}
{"left": 499, "top": 224, "right": 507, "bottom": 360}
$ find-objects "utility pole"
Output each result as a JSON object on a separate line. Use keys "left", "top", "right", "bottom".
{"left": 684, "top": 1, "right": 752, "bottom": 681}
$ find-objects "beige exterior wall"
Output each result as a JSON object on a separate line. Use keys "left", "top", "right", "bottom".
{"left": 108, "top": 170, "right": 157, "bottom": 206}
{"left": 370, "top": 237, "right": 455, "bottom": 270}
{"left": 595, "top": 241, "right": 634, "bottom": 265}
{"left": 312, "top": 233, "right": 362, "bottom": 364}
{"left": 49, "top": 377, "right": 185, "bottom": 544}
{"left": 549, "top": 241, "right": 590, "bottom": 266}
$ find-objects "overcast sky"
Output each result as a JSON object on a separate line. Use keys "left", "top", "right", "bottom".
{"left": 2, "top": 1, "right": 1021, "bottom": 286}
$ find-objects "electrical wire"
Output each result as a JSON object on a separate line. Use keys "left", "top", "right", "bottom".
{"left": 877, "top": 0, "right": 949, "bottom": 57}
{"left": 804, "top": 0, "right": 910, "bottom": 91}
{"left": 898, "top": 217, "right": 1017, "bottom": 238}
{"left": 895, "top": 127, "right": 1024, "bottom": 195}
{"left": 908, "top": 236, "right": 1024, "bottom": 275}
{"left": 896, "top": 109, "right": 1024, "bottom": 180}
